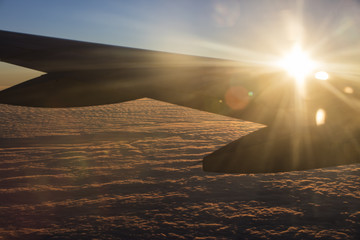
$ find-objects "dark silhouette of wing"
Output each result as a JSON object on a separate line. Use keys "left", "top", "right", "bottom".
{"left": 1, "top": 30, "right": 359, "bottom": 173}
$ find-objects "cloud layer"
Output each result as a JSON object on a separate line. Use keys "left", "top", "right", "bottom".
{"left": 0, "top": 98, "right": 359, "bottom": 239}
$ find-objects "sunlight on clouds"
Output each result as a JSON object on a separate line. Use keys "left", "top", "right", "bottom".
{"left": 0, "top": 99, "right": 358, "bottom": 239}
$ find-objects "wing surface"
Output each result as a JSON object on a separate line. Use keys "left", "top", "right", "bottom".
{"left": 1, "top": 30, "right": 360, "bottom": 173}
{"left": 0, "top": 29, "right": 232, "bottom": 72}
{"left": 0, "top": 30, "right": 286, "bottom": 124}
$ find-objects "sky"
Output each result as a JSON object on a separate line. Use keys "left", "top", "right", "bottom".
{"left": 0, "top": 0, "right": 360, "bottom": 88}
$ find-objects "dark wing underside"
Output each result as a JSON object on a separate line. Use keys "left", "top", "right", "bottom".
{"left": 1, "top": 30, "right": 359, "bottom": 173}
{"left": 0, "top": 30, "right": 289, "bottom": 125}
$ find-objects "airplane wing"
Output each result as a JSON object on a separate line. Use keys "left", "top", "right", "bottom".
{"left": 0, "top": 30, "right": 359, "bottom": 173}
{"left": 0, "top": 30, "right": 287, "bottom": 123}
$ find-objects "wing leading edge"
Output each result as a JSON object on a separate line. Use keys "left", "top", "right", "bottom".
{"left": 1, "top": 30, "right": 359, "bottom": 173}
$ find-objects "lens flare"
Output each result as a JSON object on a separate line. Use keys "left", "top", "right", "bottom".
{"left": 344, "top": 86, "right": 354, "bottom": 94}
{"left": 316, "top": 108, "right": 326, "bottom": 126}
{"left": 315, "top": 71, "right": 329, "bottom": 80}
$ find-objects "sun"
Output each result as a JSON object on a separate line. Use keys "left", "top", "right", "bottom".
{"left": 277, "top": 44, "right": 317, "bottom": 85}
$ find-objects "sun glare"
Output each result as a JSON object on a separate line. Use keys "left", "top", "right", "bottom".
{"left": 278, "top": 44, "right": 317, "bottom": 84}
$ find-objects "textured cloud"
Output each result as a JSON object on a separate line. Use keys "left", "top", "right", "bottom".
{"left": 0, "top": 98, "right": 359, "bottom": 239}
